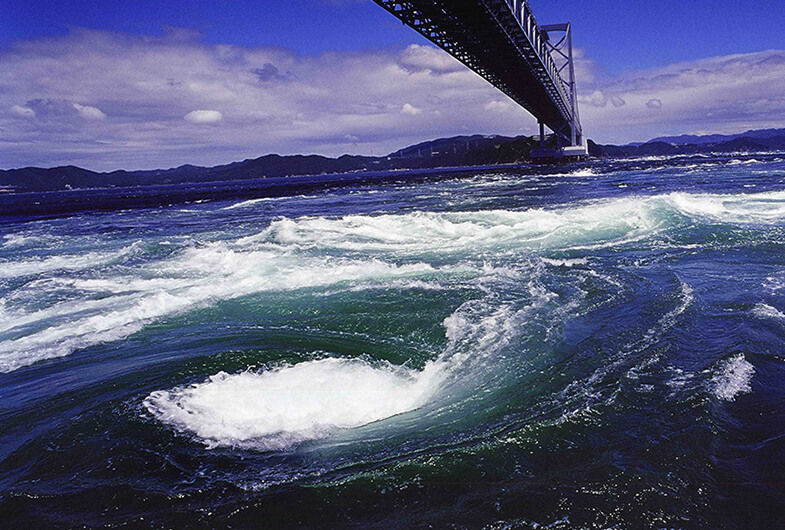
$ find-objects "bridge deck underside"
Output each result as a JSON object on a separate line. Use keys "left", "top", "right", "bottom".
{"left": 374, "top": 0, "right": 577, "bottom": 142}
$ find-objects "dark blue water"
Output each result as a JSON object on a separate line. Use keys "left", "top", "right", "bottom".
{"left": 2, "top": 153, "right": 785, "bottom": 528}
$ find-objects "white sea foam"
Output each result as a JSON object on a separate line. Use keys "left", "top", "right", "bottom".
{"left": 541, "top": 257, "right": 588, "bottom": 267}
{"left": 144, "top": 357, "right": 445, "bottom": 450}
{"left": 0, "top": 250, "right": 121, "bottom": 279}
{"left": 251, "top": 200, "right": 661, "bottom": 255}
{"left": 0, "top": 240, "right": 143, "bottom": 279}
{"left": 665, "top": 368, "right": 696, "bottom": 393}
{"left": 238, "top": 191, "right": 785, "bottom": 260}
{"left": 222, "top": 195, "right": 316, "bottom": 210}
{"left": 763, "top": 274, "right": 785, "bottom": 293}
{"left": 145, "top": 265, "right": 563, "bottom": 449}
{"left": 5, "top": 189, "right": 785, "bottom": 373}
{"left": 710, "top": 354, "right": 755, "bottom": 401}
{"left": 665, "top": 190, "right": 785, "bottom": 223}
{"left": 566, "top": 168, "right": 597, "bottom": 177}
{"left": 2, "top": 234, "right": 49, "bottom": 249}
{"left": 333, "top": 278, "right": 451, "bottom": 294}
{"left": 144, "top": 308, "right": 523, "bottom": 450}
{"left": 752, "top": 303, "right": 785, "bottom": 322}
{"left": 0, "top": 291, "right": 189, "bottom": 372}
{"left": 0, "top": 248, "right": 442, "bottom": 372}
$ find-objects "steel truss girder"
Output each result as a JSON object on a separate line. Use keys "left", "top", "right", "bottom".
{"left": 371, "top": 0, "right": 583, "bottom": 146}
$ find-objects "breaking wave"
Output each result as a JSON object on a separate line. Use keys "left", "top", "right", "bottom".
{"left": 752, "top": 303, "right": 785, "bottom": 322}
{"left": 710, "top": 354, "right": 755, "bottom": 401}
{"left": 665, "top": 190, "right": 785, "bottom": 223}
{"left": 2, "top": 189, "right": 785, "bottom": 374}
{"left": 0, "top": 250, "right": 439, "bottom": 372}
{"left": 144, "top": 358, "right": 445, "bottom": 450}
{"left": 144, "top": 263, "right": 564, "bottom": 449}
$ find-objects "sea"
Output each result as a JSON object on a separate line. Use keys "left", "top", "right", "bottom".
{"left": 1, "top": 153, "right": 785, "bottom": 528}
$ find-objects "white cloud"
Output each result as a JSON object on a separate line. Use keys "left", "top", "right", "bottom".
{"left": 399, "top": 44, "right": 464, "bottom": 74}
{"left": 184, "top": 109, "right": 223, "bottom": 124}
{"left": 401, "top": 103, "right": 422, "bottom": 116}
{"left": 11, "top": 105, "right": 35, "bottom": 118}
{"left": 1, "top": 29, "right": 785, "bottom": 168}
{"left": 576, "top": 50, "right": 785, "bottom": 142}
{"left": 577, "top": 91, "right": 625, "bottom": 109}
{"left": 485, "top": 100, "right": 510, "bottom": 112}
{"left": 73, "top": 103, "right": 107, "bottom": 120}
{"left": 0, "top": 30, "right": 532, "bottom": 170}
{"left": 579, "top": 90, "right": 608, "bottom": 108}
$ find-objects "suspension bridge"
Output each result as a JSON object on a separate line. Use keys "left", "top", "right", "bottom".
{"left": 371, "top": 0, "right": 587, "bottom": 159}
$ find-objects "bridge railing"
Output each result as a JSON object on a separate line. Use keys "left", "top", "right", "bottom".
{"left": 505, "top": 0, "right": 573, "bottom": 121}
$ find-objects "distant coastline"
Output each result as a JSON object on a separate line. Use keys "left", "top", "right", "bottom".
{"left": 2, "top": 128, "right": 785, "bottom": 194}
{"left": 0, "top": 163, "right": 519, "bottom": 220}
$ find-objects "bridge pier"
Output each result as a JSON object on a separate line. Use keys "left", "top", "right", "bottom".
{"left": 530, "top": 141, "right": 589, "bottom": 161}
{"left": 539, "top": 122, "right": 545, "bottom": 149}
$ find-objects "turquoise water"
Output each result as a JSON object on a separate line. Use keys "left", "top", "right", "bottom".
{"left": 2, "top": 154, "right": 785, "bottom": 527}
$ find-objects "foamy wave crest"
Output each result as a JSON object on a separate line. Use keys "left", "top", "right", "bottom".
{"left": 541, "top": 257, "right": 588, "bottom": 267}
{"left": 665, "top": 190, "right": 785, "bottom": 224}
{"left": 710, "top": 354, "right": 755, "bottom": 401}
{"left": 2, "top": 234, "right": 53, "bottom": 249}
{"left": 145, "top": 262, "right": 567, "bottom": 449}
{"left": 0, "top": 245, "right": 138, "bottom": 279}
{"left": 9, "top": 190, "right": 781, "bottom": 373}
{"left": 252, "top": 200, "right": 662, "bottom": 254}
{"left": 763, "top": 273, "right": 785, "bottom": 293}
{"left": 252, "top": 189, "right": 785, "bottom": 258}
{"left": 144, "top": 357, "right": 445, "bottom": 449}
{"left": 222, "top": 195, "right": 316, "bottom": 210}
{"left": 0, "top": 245, "right": 442, "bottom": 372}
{"left": 728, "top": 158, "right": 761, "bottom": 165}
{"left": 752, "top": 303, "right": 785, "bottom": 322}
{"left": 566, "top": 168, "right": 597, "bottom": 177}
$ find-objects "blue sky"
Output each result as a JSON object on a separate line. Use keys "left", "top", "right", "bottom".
{"left": 1, "top": 1, "right": 410, "bottom": 54}
{"left": 2, "top": 1, "right": 785, "bottom": 169}
{"left": 532, "top": 0, "right": 785, "bottom": 72}
{"left": 5, "top": 0, "right": 784, "bottom": 71}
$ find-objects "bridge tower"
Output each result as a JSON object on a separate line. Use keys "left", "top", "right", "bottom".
{"left": 534, "top": 22, "right": 585, "bottom": 159}
{"left": 371, "top": 0, "right": 587, "bottom": 159}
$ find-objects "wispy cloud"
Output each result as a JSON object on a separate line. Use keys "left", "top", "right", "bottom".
{"left": 1, "top": 29, "right": 784, "bottom": 169}
{"left": 0, "top": 29, "right": 535, "bottom": 170}
{"left": 73, "top": 103, "right": 107, "bottom": 120}
{"left": 10, "top": 104, "right": 35, "bottom": 118}
{"left": 578, "top": 50, "right": 785, "bottom": 142}
{"left": 401, "top": 103, "right": 422, "bottom": 116}
{"left": 184, "top": 109, "right": 223, "bottom": 124}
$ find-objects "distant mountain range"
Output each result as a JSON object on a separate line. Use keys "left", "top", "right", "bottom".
{"left": 647, "top": 128, "right": 785, "bottom": 145}
{"left": 0, "top": 135, "right": 546, "bottom": 193}
{"left": 3, "top": 128, "right": 785, "bottom": 193}
{"left": 591, "top": 128, "right": 785, "bottom": 158}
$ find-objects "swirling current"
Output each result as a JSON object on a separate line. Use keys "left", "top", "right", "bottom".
{"left": 2, "top": 153, "right": 785, "bottom": 528}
